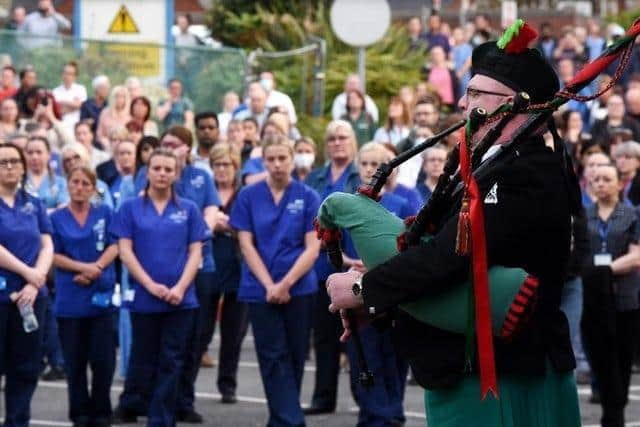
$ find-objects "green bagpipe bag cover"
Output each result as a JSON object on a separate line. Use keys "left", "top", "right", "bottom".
{"left": 316, "top": 192, "right": 528, "bottom": 336}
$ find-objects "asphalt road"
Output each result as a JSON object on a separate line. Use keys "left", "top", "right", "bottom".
{"left": 3, "top": 331, "right": 640, "bottom": 427}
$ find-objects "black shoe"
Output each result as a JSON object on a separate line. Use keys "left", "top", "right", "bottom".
{"left": 110, "top": 407, "right": 137, "bottom": 424}
{"left": 303, "top": 406, "right": 334, "bottom": 415}
{"left": 589, "top": 389, "right": 601, "bottom": 404}
{"left": 221, "top": 393, "right": 237, "bottom": 404}
{"left": 41, "top": 365, "right": 66, "bottom": 381}
{"left": 575, "top": 370, "right": 591, "bottom": 385}
{"left": 177, "top": 410, "right": 203, "bottom": 424}
{"left": 91, "top": 418, "right": 111, "bottom": 427}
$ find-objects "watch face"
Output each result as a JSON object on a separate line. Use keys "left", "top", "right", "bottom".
{"left": 352, "top": 282, "right": 361, "bottom": 296}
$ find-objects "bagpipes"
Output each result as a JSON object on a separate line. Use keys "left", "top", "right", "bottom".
{"left": 315, "top": 17, "right": 640, "bottom": 398}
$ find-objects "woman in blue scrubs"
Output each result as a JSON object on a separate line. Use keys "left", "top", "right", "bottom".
{"left": 128, "top": 126, "right": 219, "bottom": 422}
{"left": 25, "top": 136, "right": 69, "bottom": 211}
{"left": 230, "top": 135, "right": 321, "bottom": 427}
{"left": 26, "top": 135, "right": 69, "bottom": 380}
{"left": 61, "top": 143, "right": 114, "bottom": 209}
{"left": 199, "top": 143, "right": 248, "bottom": 403}
{"left": 303, "top": 120, "right": 360, "bottom": 415}
{"left": 111, "top": 148, "right": 208, "bottom": 427}
{"left": 0, "top": 143, "right": 54, "bottom": 427}
{"left": 51, "top": 166, "right": 119, "bottom": 427}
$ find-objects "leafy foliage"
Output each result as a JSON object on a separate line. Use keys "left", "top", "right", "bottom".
{"left": 206, "top": 1, "right": 425, "bottom": 146}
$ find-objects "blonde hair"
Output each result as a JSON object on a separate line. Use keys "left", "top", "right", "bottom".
{"left": 262, "top": 134, "right": 294, "bottom": 158}
{"left": 61, "top": 142, "right": 91, "bottom": 170}
{"left": 357, "top": 141, "right": 391, "bottom": 164}
{"left": 210, "top": 143, "right": 241, "bottom": 171}
{"left": 324, "top": 120, "right": 358, "bottom": 161}
{"left": 109, "top": 85, "right": 130, "bottom": 112}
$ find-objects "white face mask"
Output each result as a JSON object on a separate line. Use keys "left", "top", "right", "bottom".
{"left": 294, "top": 153, "right": 315, "bottom": 169}
{"left": 260, "top": 78, "right": 274, "bottom": 92}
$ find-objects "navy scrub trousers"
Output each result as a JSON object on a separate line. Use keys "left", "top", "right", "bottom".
{"left": 249, "top": 294, "right": 313, "bottom": 427}
{"left": 121, "top": 309, "right": 197, "bottom": 427}
{"left": 0, "top": 297, "right": 46, "bottom": 427}
{"left": 57, "top": 313, "right": 116, "bottom": 425}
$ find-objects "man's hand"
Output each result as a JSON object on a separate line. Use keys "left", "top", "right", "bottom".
{"left": 337, "top": 307, "right": 370, "bottom": 343}
{"left": 326, "top": 270, "right": 364, "bottom": 313}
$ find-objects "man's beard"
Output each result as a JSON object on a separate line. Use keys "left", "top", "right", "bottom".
{"left": 199, "top": 138, "right": 215, "bottom": 149}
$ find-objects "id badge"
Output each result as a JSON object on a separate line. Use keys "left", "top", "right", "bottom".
{"left": 594, "top": 253, "right": 613, "bottom": 266}
{"left": 96, "top": 241, "right": 105, "bottom": 252}
{"left": 91, "top": 292, "right": 112, "bottom": 308}
{"left": 0, "top": 276, "right": 6, "bottom": 291}
{"left": 123, "top": 289, "right": 136, "bottom": 302}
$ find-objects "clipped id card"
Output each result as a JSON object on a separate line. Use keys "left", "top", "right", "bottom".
{"left": 0, "top": 276, "right": 6, "bottom": 291}
{"left": 123, "top": 289, "right": 136, "bottom": 302}
{"left": 594, "top": 253, "right": 613, "bottom": 267}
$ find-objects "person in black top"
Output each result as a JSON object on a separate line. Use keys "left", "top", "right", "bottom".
{"left": 582, "top": 164, "right": 640, "bottom": 427}
{"left": 326, "top": 22, "right": 582, "bottom": 427}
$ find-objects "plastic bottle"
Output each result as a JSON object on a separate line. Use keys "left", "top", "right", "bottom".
{"left": 18, "top": 304, "right": 39, "bottom": 333}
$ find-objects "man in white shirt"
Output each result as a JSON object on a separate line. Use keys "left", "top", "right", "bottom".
{"left": 331, "top": 74, "right": 379, "bottom": 122}
{"left": 233, "top": 82, "right": 269, "bottom": 130}
{"left": 260, "top": 71, "right": 297, "bottom": 125}
{"left": 53, "top": 61, "right": 88, "bottom": 135}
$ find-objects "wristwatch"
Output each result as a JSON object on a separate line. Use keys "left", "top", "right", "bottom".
{"left": 352, "top": 274, "right": 363, "bottom": 297}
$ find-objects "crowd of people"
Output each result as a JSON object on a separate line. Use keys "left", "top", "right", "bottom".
{"left": 1, "top": 7, "right": 640, "bottom": 427}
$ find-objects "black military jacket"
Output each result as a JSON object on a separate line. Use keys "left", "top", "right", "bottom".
{"left": 361, "top": 136, "right": 576, "bottom": 389}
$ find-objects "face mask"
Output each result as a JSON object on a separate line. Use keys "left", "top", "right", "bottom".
{"left": 260, "top": 78, "right": 274, "bottom": 92}
{"left": 294, "top": 153, "right": 315, "bottom": 169}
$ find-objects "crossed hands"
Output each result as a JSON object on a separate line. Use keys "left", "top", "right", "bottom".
{"left": 148, "top": 282, "right": 185, "bottom": 306}
{"left": 266, "top": 282, "right": 291, "bottom": 304}
{"left": 73, "top": 262, "right": 103, "bottom": 286}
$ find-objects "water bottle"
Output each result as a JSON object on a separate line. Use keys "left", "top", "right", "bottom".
{"left": 19, "top": 304, "right": 39, "bottom": 333}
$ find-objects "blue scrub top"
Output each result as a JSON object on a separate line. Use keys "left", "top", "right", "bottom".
{"left": 312, "top": 166, "right": 360, "bottom": 281}
{"left": 135, "top": 164, "right": 220, "bottom": 272}
{"left": 0, "top": 191, "right": 53, "bottom": 303}
{"left": 390, "top": 184, "right": 422, "bottom": 215}
{"left": 51, "top": 204, "right": 116, "bottom": 317}
{"left": 26, "top": 173, "right": 69, "bottom": 210}
{"left": 110, "top": 196, "right": 209, "bottom": 313}
{"left": 240, "top": 157, "right": 265, "bottom": 182}
{"left": 230, "top": 180, "right": 320, "bottom": 303}
{"left": 94, "top": 179, "right": 114, "bottom": 209}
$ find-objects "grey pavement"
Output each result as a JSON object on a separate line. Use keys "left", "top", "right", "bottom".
{"left": 4, "top": 331, "right": 640, "bottom": 427}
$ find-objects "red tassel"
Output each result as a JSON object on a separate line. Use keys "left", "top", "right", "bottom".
{"left": 456, "top": 196, "right": 472, "bottom": 255}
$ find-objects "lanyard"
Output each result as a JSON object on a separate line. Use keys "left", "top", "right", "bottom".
{"left": 597, "top": 218, "right": 610, "bottom": 253}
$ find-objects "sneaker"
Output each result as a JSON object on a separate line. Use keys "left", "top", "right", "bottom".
{"left": 200, "top": 353, "right": 215, "bottom": 368}
{"left": 41, "top": 365, "right": 66, "bottom": 381}
{"left": 111, "top": 407, "right": 137, "bottom": 424}
{"left": 177, "top": 410, "right": 203, "bottom": 424}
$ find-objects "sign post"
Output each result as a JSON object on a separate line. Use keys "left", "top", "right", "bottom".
{"left": 330, "top": 0, "right": 391, "bottom": 93}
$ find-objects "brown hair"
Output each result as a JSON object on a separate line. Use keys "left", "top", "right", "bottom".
{"left": 144, "top": 148, "right": 178, "bottom": 201}
{"left": 67, "top": 166, "right": 97, "bottom": 188}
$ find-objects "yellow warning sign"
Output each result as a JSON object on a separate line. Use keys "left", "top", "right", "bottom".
{"left": 108, "top": 5, "right": 139, "bottom": 34}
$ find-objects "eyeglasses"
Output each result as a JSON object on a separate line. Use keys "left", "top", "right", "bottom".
{"left": 465, "top": 87, "right": 512, "bottom": 99}
{"left": 327, "top": 135, "right": 350, "bottom": 144}
{"left": 212, "top": 161, "right": 233, "bottom": 169}
{"left": 198, "top": 125, "right": 218, "bottom": 130}
{"left": 0, "top": 158, "right": 21, "bottom": 168}
{"left": 63, "top": 154, "right": 81, "bottom": 164}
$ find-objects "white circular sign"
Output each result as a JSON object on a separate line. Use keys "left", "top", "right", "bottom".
{"left": 330, "top": 0, "right": 391, "bottom": 47}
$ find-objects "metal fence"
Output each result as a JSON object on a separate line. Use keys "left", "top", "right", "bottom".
{"left": 0, "top": 30, "right": 247, "bottom": 114}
